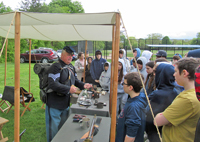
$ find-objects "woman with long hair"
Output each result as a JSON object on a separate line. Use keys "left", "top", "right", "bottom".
{"left": 115, "top": 59, "right": 128, "bottom": 118}
{"left": 85, "top": 57, "right": 95, "bottom": 84}
{"left": 143, "top": 61, "right": 155, "bottom": 96}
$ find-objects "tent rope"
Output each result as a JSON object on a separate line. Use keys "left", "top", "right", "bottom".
{"left": 0, "top": 11, "right": 17, "bottom": 58}
{"left": 119, "top": 11, "right": 162, "bottom": 142}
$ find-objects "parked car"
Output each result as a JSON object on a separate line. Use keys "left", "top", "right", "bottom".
{"left": 73, "top": 52, "right": 78, "bottom": 61}
{"left": 39, "top": 47, "right": 58, "bottom": 56}
{"left": 57, "top": 49, "right": 62, "bottom": 57}
{"left": 20, "top": 49, "right": 58, "bottom": 63}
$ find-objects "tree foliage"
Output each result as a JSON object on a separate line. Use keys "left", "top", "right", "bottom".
{"left": 162, "top": 36, "right": 171, "bottom": 44}
{"left": 0, "top": 2, "right": 12, "bottom": 13}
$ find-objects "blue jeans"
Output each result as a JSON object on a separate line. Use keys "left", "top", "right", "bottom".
{"left": 45, "top": 105, "right": 69, "bottom": 142}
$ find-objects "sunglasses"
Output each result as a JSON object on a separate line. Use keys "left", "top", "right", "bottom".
{"left": 122, "top": 82, "right": 129, "bottom": 86}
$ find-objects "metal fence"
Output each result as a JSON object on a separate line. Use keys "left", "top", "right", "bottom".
{"left": 89, "top": 39, "right": 200, "bottom": 61}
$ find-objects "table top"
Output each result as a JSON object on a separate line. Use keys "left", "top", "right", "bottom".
{"left": 70, "top": 92, "right": 110, "bottom": 117}
{"left": 0, "top": 117, "right": 9, "bottom": 125}
{"left": 52, "top": 114, "right": 111, "bottom": 142}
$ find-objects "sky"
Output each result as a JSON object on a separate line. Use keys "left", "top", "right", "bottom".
{"left": 1, "top": 0, "right": 200, "bottom": 39}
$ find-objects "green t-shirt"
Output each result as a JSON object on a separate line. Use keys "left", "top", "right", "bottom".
{"left": 162, "top": 88, "right": 200, "bottom": 142}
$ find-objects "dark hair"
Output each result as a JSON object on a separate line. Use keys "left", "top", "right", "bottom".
{"left": 118, "top": 62, "right": 123, "bottom": 84}
{"left": 124, "top": 72, "right": 143, "bottom": 93}
{"left": 132, "top": 57, "right": 138, "bottom": 63}
{"left": 78, "top": 52, "right": 84, "bottom": 59}
{"left": 133, "top": 49, "right": 137, "bottom": 53}
{"left": 87, "top": 57, "right": 93, "bottom": 70}
{"left": 137, "top": 59, "right": 143, "bottom": 65}
{"left": 104, "top": 63, "right": 109, "bottom": 67}
{"left": 119, "top": 50, "right": 124, "bottom": 54}
{"left": 146, "top": 61, "right": 154, "bottom": 68}
{"left": 175, "top": 58, "right": 199, "bottom": 80}
{"left": 145, "top": 61, "right": 155, "bottom": 89}
{"left": 154, "top": 58, "right": 168, "bottom": 63}
{"left": 173, "top": 55, "right": 180, "bottom": 61}
{"left": 95, "top": 50, "right": 101, "bottom": 56}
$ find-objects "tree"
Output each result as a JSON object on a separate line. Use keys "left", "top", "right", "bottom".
{"left": 48, "top": 0, "right": 84, "bottom": 13}
{"left": 0, "top": 2, "right": 12, "bottom": 12}
{"left": 190, "top": 32, "right": 200, "bottom": 45}
{"left": 162, "top": 36, "right": 171, "bottom": 44}
{"left": 147, "top": 33, "right": 163, "bottom": 45}
{"left": 19, "top": 0, "right": 48, "bottom": 12}
{"left": 197, "top": 32, "right": 200, "bottom": 38}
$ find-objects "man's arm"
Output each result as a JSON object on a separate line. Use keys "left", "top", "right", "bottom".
{"left": 124, "top": 135, "right": 135, "bottom": 142}
{"left": 154, "top": 112, "right": 170, "bottom": 126}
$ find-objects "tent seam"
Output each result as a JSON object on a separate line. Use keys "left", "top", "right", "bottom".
{"left": 72, "top": 25, "right": 85, "bottom": 40}
{"left": 32, "top": 25, "right": 53, "bottom": 40}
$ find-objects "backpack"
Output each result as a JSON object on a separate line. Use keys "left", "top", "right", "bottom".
{"left": 34, "top": 63, "right": 53, "bottom": 103}
{"left": 34, "top": 62, "right": 72, "bottom": 103}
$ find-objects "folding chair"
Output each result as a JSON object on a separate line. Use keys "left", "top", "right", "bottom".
{"left": 0, "top": 99, "right": 10, "bottom": 113}
{"left": 2, "top": 86, "right": 35, "bottom": 117}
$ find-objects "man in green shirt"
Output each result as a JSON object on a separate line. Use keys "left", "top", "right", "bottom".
{"left": 154, "top": 58, "right": 200, "bottom": 142}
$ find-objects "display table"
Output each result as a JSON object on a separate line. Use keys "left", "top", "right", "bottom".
{"left": 52, "top": 114, "right": 111, "bottom": 142}
{"left": 70, "top": 92, "right": 110, "bottom": 117}
{"left": 0, "top": 117, "right": 9, "bottom": 142}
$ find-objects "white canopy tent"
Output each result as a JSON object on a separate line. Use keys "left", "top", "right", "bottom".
{"left": 0, "top": 11, "right": 116, "bottom": 41}
{"left": 0, "top": 11, "right": 121, "bottom": 142}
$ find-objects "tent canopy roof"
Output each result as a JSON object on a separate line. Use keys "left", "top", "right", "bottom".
{"left": 0, "top": 11, "right": 117, "bottom": 41}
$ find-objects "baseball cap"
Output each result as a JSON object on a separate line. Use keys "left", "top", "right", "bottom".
{"left": 63, "top": 46, "right": 75, "bottom": 55}
{"left": 156, "top": 50, "right": 167, "bottom": 57}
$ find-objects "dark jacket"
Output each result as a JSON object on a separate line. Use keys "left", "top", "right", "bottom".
{"left": 146, "top": 63, "right": 178, "bottom": 142}
{"left": 85, "top": 64, "right": 95, "bottom": 84}
{"left": 47, "top": 58, "right": 85, "bottom": 110}
{"left": 90, "top": 50, "right": 107, "bottom": 81}
{"left": 187, "top": 49, "right": 200, "bottom": 58}
{"left": 116, "top": 92, "right": 147, "bottom": 142}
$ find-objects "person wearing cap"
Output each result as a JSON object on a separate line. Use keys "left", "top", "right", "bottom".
{"left": 45, "top": 46, "right": 92, "bottom": 142}
{"left": 90, "top": 50, "right": 107, "bottom": 86}
{"left": 156, "top": 50, "right": 167, "bottom": 59}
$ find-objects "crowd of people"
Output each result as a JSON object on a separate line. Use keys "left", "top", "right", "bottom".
{"left": 45, "top": 45, "right": 200, "bottom": 142}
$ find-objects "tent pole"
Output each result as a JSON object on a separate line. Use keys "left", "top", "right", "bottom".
{"left": 4, "top": 39, "right": 8, "bottom": 86}
{"left": 109, "top": 25, "right": 115, "bottom": 114}
{"left": 29, "top": 39, "right": 31, "bottom": 93}
{"left": 14, "top": 12, "right": 21, "bottom": 142}
{"left": 110, "top": 13, "right": 120, "bottom": 142}
{"left": 83, "top": 40, "right": 87, "bottom": 82}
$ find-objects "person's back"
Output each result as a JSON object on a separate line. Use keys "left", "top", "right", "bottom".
{"left": 146, "top": 63, "right": 178, "bottom": 142}
{"left": 116, "top": 72, "right": 147, "bottom": 142}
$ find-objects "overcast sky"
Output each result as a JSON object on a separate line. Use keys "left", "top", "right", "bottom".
{"left": 1, "top": 0, "right": 200, "bottom": 39}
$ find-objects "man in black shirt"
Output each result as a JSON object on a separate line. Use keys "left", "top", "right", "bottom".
{"left": 45, "top": 46, "right": 92, "bottom": 142}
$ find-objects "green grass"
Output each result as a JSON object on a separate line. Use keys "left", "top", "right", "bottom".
{"left": 0, "top": 61, "right": 77, "bottom": 142}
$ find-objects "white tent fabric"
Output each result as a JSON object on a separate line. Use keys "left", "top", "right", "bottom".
{"left": 0, "top": 11, "right": 117, "bottom": 41}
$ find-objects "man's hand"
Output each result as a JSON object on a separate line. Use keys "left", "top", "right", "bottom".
{"left": 70, "top": 85, "right": 77, "bottom": 94}
{"left": 95, "top": 80, "right": 99, "bottom": 83}
{"left": 84, "top": 83, "right": 92, "bottom": 89}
